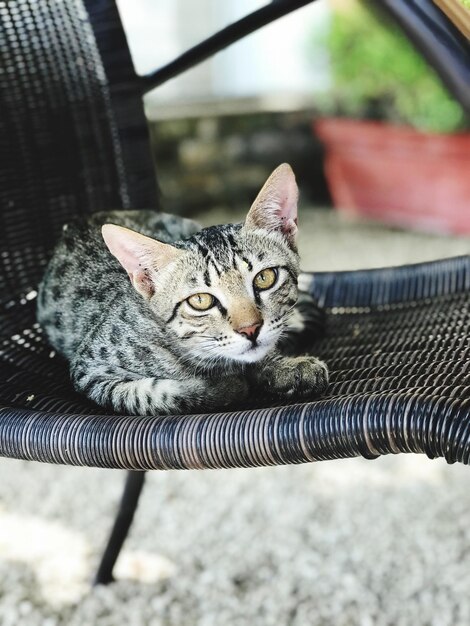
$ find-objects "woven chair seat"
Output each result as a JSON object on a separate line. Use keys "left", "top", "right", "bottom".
{"left": 1, "top": 255, "right": 468, "bottom": 470}
{"left": 1, "top": 0, "right": 468, "bottom": 476}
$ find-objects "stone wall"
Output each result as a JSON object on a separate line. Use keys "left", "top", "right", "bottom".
{"left": 148, "top": 110, "right": 330, "bottom": 216}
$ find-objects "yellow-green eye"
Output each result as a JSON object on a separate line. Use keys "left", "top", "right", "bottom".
{"left": 187, "top": 293, "right": 215, "bottom": 311}
{"left": 253, "top": 268, "right": 277, "bottom": 291}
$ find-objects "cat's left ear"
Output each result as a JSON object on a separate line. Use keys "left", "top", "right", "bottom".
{"left": 101, "top": 224, "right": 182, "bottom": 300}
{"left": 244, "top": 163, "right": 298, "bottom": 249}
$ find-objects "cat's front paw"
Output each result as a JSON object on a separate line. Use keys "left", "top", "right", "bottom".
{"left": 263, "top": 356, "right": 329, "bottom": 400}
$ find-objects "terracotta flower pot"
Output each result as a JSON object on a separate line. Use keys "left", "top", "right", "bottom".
{"left": 315, "top": 118, "right": 470, "bottom": 234}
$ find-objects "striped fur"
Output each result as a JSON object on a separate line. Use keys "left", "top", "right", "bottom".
{"left": 37, "top": 165, "right": 328, "bottom": 415}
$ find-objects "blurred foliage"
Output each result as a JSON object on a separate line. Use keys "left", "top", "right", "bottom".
{"left": 312, "top": 0, "right": 467, "bottom": 133}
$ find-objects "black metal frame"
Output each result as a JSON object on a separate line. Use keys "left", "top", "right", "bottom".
{"left": 140, "top": 0, "right": 317, "bottom": 92}
{"left": 381, "top": 0, "right": 470, "bottom": 113}
{"left": 95, "top": 471, "right": 146, "bottom": 585}
{"left": 138, "top": 0, "right": 470, "bottom": 115}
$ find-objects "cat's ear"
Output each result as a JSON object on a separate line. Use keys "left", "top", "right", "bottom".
{"left": 101, "top": 224, "right": 182, "bottom": 300}
{"left": 244, "top": 163, "right": 298, "bottom": 248}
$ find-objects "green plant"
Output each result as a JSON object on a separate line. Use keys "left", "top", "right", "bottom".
{"left": 312, "top": 1, "right": 467, "bottom": 133}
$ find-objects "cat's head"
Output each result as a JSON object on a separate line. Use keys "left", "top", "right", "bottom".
{"left": 102, "top": 164, "right": 300, "bottom": 367}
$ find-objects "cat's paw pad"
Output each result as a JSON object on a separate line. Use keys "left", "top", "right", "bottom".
{"left": 268, "top": 356, "right": 329, "bottom": 399}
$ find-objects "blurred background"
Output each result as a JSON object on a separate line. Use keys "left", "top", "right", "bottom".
{"left": 117, "top": 0, "right": 469, "bottom": 233}
{"left": 1, "top": 0, "right": 470, "bottom": 624}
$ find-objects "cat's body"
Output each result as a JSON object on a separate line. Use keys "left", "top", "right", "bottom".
{"left": 37, "top": 165, "right": 328, "bottom": 415}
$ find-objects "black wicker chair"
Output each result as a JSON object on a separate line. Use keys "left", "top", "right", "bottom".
{"left": 1, "top": 0, "right": 469, "bottom": 586}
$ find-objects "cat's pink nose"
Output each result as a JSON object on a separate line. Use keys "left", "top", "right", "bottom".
{"left": 236, "top": 322, "right": 262, "bottom": 341}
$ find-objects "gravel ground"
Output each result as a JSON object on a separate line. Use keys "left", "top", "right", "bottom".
{"left": 0, "top": 208, "right": 469, "bottom": 626}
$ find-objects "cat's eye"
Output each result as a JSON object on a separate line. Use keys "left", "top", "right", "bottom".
{"left": 187, "top": 293, "right": 215, "bottom": 311}
{"left": 253, "top": 268, "right": 277, "bottom": 291}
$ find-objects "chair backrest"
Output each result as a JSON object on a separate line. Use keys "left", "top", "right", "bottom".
{"left": 0, "top": 0, "right": 158, "bottom": 307}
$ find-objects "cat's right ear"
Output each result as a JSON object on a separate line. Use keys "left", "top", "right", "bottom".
{"left": 244, "top": 163, "right": 298, "bottom": 249}
{"left": 101, "top": 224, "right": 182, "bottom": 300}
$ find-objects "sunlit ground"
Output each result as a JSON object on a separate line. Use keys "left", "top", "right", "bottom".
{"left": 0, "top": 208, "right": 469, "bottom": 625}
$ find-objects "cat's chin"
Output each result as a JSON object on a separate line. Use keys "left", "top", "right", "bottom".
{"left": 227, "top": 342, "right": 273, "bottom": 364}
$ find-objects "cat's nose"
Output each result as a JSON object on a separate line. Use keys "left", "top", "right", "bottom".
{"left": 236, "top": 322, "right": 262, "bottom": 342}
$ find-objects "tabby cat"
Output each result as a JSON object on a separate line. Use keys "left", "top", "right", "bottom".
{"left": 37, "top": 164, "right": 328, "bottom": 415}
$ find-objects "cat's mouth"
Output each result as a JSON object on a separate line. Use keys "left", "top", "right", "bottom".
{"left": 231, "top": 324, "right": 285, "bottom": 363}
{"left": 233, "top": 340, "right": 272, "bottom": 363}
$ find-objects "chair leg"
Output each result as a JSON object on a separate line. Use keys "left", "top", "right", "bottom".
{"left": 94, "top": 470, "right": 146, "bottom": 585}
